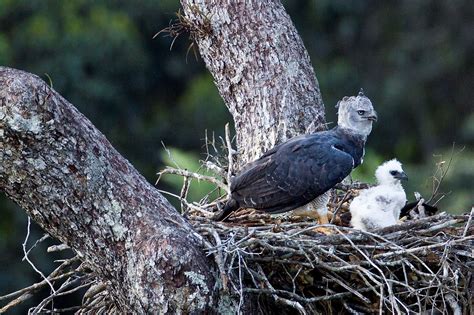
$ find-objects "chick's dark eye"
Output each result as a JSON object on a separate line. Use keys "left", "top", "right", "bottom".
{"left": 390, "top": 171, "right": 397, "bottom": 175}
{"left": 357, "top": 110, "right": 365, "bottom": 115}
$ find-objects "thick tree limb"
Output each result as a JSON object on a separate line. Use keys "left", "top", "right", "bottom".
{"left": 0, "top": 67, "right": 216, "bottom": 313}
{"left": 181, "top": 0, "right": 325, "bottom": 165}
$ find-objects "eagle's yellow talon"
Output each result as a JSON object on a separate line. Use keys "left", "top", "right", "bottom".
{"left": 312, "top": 227, "right": 333, "bottom": 235}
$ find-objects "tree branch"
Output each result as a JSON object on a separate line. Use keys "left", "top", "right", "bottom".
{"left": 180, "top": 0, "right": 325, "bottom": 165}
{"left": 0, "top": 67, "right": 215, "bottom": 313}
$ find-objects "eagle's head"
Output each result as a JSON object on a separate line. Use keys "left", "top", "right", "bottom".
{"left": 375, "top": 159, "right": 408, "bottom": 186}
{"left": 336, "top": 89, "right": 377, "bottom": 138}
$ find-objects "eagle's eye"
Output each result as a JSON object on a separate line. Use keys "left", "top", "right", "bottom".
{"left": 357, "top": 110, "right": 365, "bottom": 115}
{"left": 389, "top": 170, "right": 397, "bottom": 176}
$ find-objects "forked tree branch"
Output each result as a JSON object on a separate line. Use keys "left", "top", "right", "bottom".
{"left": 2, "top": 1, "right": 328, "bottom": 312}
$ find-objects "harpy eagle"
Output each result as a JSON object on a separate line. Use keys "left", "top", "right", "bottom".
{"left": 214, "top": 91, "right": 377, "bottom": 224}
{"left": 350, "top": 159, "right": 408, "bottom": 231}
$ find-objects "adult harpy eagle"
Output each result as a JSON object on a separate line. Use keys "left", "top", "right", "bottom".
{"left": 350, "top": 159, "right": 408, "bottom": 231}
{"left": 213, "top": 91, "right": 377, "bottom": 223}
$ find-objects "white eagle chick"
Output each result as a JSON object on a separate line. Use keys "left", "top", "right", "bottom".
{"left": 350, "top": 159, "right": 408, "bottom": 231}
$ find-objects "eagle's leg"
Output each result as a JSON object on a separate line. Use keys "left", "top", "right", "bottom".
{"left": 311, "top": 205, "right": 333, "bottom": 234}
{"left": 290, "top": 192, "right": 332, "bottom": 234}
{"left": 315, "top": 206, "right": 329, "bottom": 224}
{"left": 311, "top": 192, "right": 332, "bottom": 234}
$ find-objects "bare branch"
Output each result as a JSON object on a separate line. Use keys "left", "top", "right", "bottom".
{"left": 156, "top": 166, "right": 228, "bottom": 192}
{"left": 22, "top": 217, "right": 56, "bottom": 294}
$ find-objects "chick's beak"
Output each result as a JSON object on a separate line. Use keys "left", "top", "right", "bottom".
{"left": 367, "top": 111, "right": 378, "bottom": 122}
{"left": 394, "top": 171, "right": 408, "bottom": 181}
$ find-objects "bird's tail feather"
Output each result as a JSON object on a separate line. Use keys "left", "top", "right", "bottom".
{"left": 400, "top": 201, "right": 438, "bottom": 218}
{"left": 213, "top": 198, "right": 239, "bottom": 221}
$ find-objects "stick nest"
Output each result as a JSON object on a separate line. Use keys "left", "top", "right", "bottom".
{"left": 189, "top": 190, "right": 473, "bottom": 314}
{"left": 163, "top": 129, "right": 473, "bottom": 314}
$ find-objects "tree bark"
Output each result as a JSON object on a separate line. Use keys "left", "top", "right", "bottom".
{"left": 0, "top": 67, "right": 216, "bottom": 313}
{"left": 181, "top": 0, "right": 325, "bottom": 165}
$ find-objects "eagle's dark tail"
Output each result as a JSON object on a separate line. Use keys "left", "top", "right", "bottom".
{"left": 400, "top": 201, "right": 438, "bottom": 218}
{"left": 212, "top": 198, "right": 239, "bottom": 221}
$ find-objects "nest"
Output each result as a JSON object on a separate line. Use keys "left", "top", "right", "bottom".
{"left": 188, "top": 186, "right": 473, "bottom": 314}
{"left": 158, "top": 128, "right": 473, "bottom": 314}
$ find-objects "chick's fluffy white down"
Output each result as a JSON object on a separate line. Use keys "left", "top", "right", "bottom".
{"left": 350, "top": 159, "right": 407, "bottom": 231}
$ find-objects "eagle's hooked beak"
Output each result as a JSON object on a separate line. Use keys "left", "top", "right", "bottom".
{"left": 367, "top": 111, "right": 378, "bottom": 122}
{"left": 394, "top": 171, "right": 408, "bottom": 181}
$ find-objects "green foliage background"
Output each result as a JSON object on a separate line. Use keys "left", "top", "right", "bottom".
{"left": 0, "top": 1, "right": 472, "bottom": 312}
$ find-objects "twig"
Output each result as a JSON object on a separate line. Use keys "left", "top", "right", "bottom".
{"left": 0, "top": 293, "right": 33, "bottom": 314}
{"left": 0, "top": 257, "right": 79, "bottom": 302}
{"left": 22, "top": 217, "right": 56, "bottom": 294}
{"left": 427, "top": 145, "right": 464, "bottom": 204}
{"left": 333, "top": 228, "right": 399, "bottom": 312}
{"left": 157, "top": 189, "right": 214, "bottom": 216}
{"left": 160, "top": 141, "right": 181, "bottom": 169}
{"left": 192, "top": 210, "right": 470, "bottom": 313}
{"left": 225, "top": 123, "right": 234, "bottom": 186}
{"left": 38, "top": 306, "right": 82, "bottom": 314}
{"left": 326, "top": 273, "right": 371, "bottom": 304}
{"left": 22, "top": 234, "right": 49, "bottom": 260}
{"left": 180, "top": 176, "right": 190, "bottom": 213}
{"left": 47, "top": 244, "right": 70, "bottom": 253}
{"left": 462, "top": 207, "right": 474, "bottom": 237}
{"left": 243, "top": 287, "right": 375, "bottom": 304}
{"left": 208, "top": 228, "right": 229, "bottom": 292}
{"left": 0, "top": 271, "right": 76, "bottom": 304}
{"left": 156, "top": 167, "right": 228, "bottom": 191}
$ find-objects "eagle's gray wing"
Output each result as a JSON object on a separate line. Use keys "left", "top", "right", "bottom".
{"left": 230, "top": 135, "right": 354, "bottom": 214}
